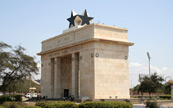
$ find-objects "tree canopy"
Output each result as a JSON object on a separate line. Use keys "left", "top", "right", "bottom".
{"left": 0, "top": 41, "right": 39, "bottom": 92}
{"left": 7, "top": 79, "right": 40, "bottom": 93}
{"left": 138, "top": 73, "right": 164, "bottom": 95}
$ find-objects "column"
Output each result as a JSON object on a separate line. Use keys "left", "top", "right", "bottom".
{"left": 40, "top": 59, "right": 46, "bottom": 97}
{"left": 50, "top": 58, "right": 55, "bottom": 98}
{"left": 72, "top": 53, "right": 79, "bottom": 98}
{"left": 54, "top": 58, "right": 61, "bottom": 98}
{"left": 78, "top": 53, "right": 81, "bottom": 98}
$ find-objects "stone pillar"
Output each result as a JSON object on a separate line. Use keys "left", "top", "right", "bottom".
{"left": 40, "top": 59, "right": 46, "bottom": 97}
{"left": 50, "top": 58, "right": 55, "bottom": 98}
{"left": 72, "top": 53, "right": 79, "bottom": 98}
{"left": 78, "top": 53, "right": 81, "bottom": 98}
{"left": 54, "top": 58, "right": 61, "bottom": 98}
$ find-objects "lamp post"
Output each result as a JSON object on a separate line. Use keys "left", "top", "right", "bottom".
{"left": 147, "top": 52, "right": 151, "bottom": 75}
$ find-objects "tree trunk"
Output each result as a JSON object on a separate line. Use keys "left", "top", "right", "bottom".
{"left": 149, "top": 91, "right": 151, "bottom": 99}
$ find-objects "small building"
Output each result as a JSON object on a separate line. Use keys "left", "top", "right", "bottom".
{"left": 38, "top": 10, "right": 134, "bottom": 99}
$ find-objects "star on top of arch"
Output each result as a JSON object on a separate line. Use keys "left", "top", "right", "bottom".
{"left": 67, "top": 10, "right": 77, "bottom": 28}
{"left": 67, "top": 10, "right": 94, "bottom": 28}
{"left": 79, "top": 10, "right": 93, "bottom": 26}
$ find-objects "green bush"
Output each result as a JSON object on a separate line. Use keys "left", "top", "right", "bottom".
{"left": 0, "top": 95, "right": 12, "bottom": 104}
{"left": 35, "top": 101, "right": 78, "bottom": 108}
{"left": 35, "top": 101, "right": 132, "bottom": 108}
{"left": 22, "top": 106, "right": 41, "bottom": 108}
{"left": 0, "top": 95, "right": 22, "bottom": 104}
{"left": 146, "top": 100, "right": 159, "bottom": 108}
{"left": 79, "top": 101, "right": 132, "bottom": 108}
{"left": 35, "top": 101, "right": 56, "bottom": 108}
{"left": 12, "top": 95, "right": 22, "bottom": 101}
{"left": 0, "top": 106, "right": 4, "bottom": 108}
{"left": 159, "top": 95, "right": 171, "bottom": 100}
{"left": 2, "top": 102, "right": 26, "bottom": 108}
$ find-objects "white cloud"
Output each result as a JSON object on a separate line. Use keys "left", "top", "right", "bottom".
{"left": 129, "top": 62, "right": 143, "bottom": 67}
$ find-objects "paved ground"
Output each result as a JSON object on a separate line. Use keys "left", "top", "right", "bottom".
{"left": 161, "top": 103, "right": 173, "bottom": 107}
{"left": 133, "top": 103, "right": 173, "bottom": 108}
{"left": 22, "top": 97, "right": 28, "bottom": 101}
{"left": 24, "top": 102, "right": 35, "bottom": 106}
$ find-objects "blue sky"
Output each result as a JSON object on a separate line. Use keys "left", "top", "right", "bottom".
{"left": 0, "top": 0, "right": 173, "bottom": 87}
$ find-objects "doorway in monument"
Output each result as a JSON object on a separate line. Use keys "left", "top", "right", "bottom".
{"left": 64, "top": 89, "right": 69, "bottom": 98}
{"left": 61, "top": 55, "right": 72, "bottom": 97}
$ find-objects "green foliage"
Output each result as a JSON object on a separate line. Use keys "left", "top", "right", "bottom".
{"left": 2, "top": 102, "right": 26, "bottom": 108}
{"left": 138, "top": 73, "right": 164, "bottom": 95}
{"left": 155, "top": 87, "right": 164, "bottom": 93}
{"left": 131, "top": 95, "right": 158, "bottom": 99}
{"left": 146, "top": 100, "right": 159, "bottom": 108}
{"left": 132, "top": 84, "right": 140, "bottom": 92}
{"left": 164, "top": 83, "right": 171, "bottom": 94}
{"left": 0, "top": 106, "right": 4, "bottom": 108}
{"left": 7, "top": 79, "right": 40, "bottom": 93}
{"left": 36, "top": 101, "right": 132, "bottom": 108}
{"left": 0, "top": 95, "right": 12, "bottom": 104}
{"left": 0, "top": 95, "right": 22, "bottom": 104}
{"left": 35, "top": 101, "right": 56, "bottom": 108}
{"left": 79, "top": 101, "right": 132, "bottom": 108}
{"left": 35, "top": 101, "right": 78, "bottom": 108}
{"left": 0, "top": 42, "right": 11, "bottom": 73}
{"left": 22, "top": 106, "right": 41, "bottom": 108}
{"left": 159, "top": 95, "right": 171, "bottom": 100}
{"left": 0, "top": 41, "right": 39, "bottom": 93}
{"left": 13, "top": 95, "right": 22, "bottom": 101}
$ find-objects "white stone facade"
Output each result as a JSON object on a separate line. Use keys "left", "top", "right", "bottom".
{"left": 38, "top": 23, "right": 134, "bottom": 99}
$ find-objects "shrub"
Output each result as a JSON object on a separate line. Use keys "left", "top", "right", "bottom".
{"left": 22, "top": 106, "right": 41, "bottom": 108}
{"left": 79, "top": 101, "right": 132, "bottom": 108}
{"left": 146, "top": 100, "right": 159, "bottom": 108}
{"left": 12, "top": 95, "right": 22, "bottom": 101}
{"left": 35, "top": 101, "right": 78, "bottom": 108}
{"left": 0, "top": 95, "right": 22, "bottom": 104}
{"left": 36, "top": 101, "right": 132, "bottom": 108}
{"left": 159, "top": 95, "right": 171, "bottom": 100}
{"left": 2, "top": 102, "right": 27, "bottom": 108}
{"left": 35, "top": 101, "right": 56, "bottom": 108}
{"left": 0, "top": 95, "right": 12, "bottom": 104}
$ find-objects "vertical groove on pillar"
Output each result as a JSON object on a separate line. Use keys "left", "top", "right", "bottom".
{"left": 54, "top": 58, "right": 61, "bottom": 98}
{"left": 76, "top": 53, "right": 79, "bottom": 98}
{"left": 54, "top": 58, "right": 57, "bottom": 98}
{"left": 51, "top": 58, "right": 55, "bottom": 98}
{"left": 72, "top": 54, "right": 75, "bottom": 97}
{"left": 78, "top": 53, "right": 81, "bottom": 98}
{"left": 72, "top": 53, "right": 79, "bottom": 98}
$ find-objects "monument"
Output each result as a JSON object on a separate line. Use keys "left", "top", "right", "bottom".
{"left": 38, "top": 10, "right": 134, "bottom": 99}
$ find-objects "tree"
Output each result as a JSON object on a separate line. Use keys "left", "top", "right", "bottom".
{"left": 6, "top": 79, "right": 40, "bottom": 93}
{"left": 133, "top": 84, "right": 140, "bottom": 92}
{"left": 0, "top": 41, "right": 39, "bottom": 93}
{"left": 132, "top": 84, "right": 140, "bottom": 95}
{"left": 138, "top": 73, "right": 164, "bottom": 96}
{"left": 164, "top": 83, "right": 171, "bottom": 94}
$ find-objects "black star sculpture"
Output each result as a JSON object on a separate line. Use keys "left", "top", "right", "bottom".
{"left": 67, "top": 11, "right": 76, "bottom": 28}
{"left": 79, "top": 10, "right": 93, "bottom": 25}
